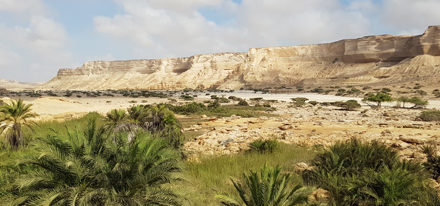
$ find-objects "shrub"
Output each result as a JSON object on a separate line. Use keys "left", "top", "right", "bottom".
{"left": 308, "top": 101, "right": 319, "bottom": 106}
{"left": 419, "top": 110, "right": 440, "bottom": 121}
{"left": 381, "top": 88, "right": 391, "bottom": 93}
{"left": 237, "top": 99, "right": 249, "bottom": 106}
{"left": 218, "top": 97, "right": 230, "bottom": 103}
{"left": 332, "top": 100, "right": 361, "bottom": 111}
{"left": 423, "top": 145, "right": 440, "bottom": 179}
{"left": 303, "top": 139, "right": 437, "bottom": 205}
{"left": 291, "top": 97, "right": 308, "bottom": 107}
{"left": 217, "top": 165, "right": 312, "bottom": 206}
{"left": 208, "top": 100, "right": 221, "bottom": 108}
{"left": 3, "top": 120, "right": 180, "bottom": 205}
{"left": 249, "top": 139, "right": 278, "bottom": 153}
{"left": 310, "top": 87, "right": 324, "bottom": 93}
{"left": 180, "top": 94, "right": 194, "bottom": 101}
{"left": 250, "top": 97, "right": 263, "bottom": 102}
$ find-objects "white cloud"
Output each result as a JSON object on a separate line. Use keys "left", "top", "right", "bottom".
{"left": 382, "top": 0, "right": 440, "bottom": 34}
{"left": 0, "top": 0, "right": 72, "bottom": 82}
{"left": 94, "top": 0, "right": 371, "bottom": 59}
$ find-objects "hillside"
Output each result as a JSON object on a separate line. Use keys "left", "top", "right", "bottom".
{"left": 41, "top": 26, "right": 440, "bottom": 90}
{"left": 0, "top": 79, "right": 40, "bottom": 91}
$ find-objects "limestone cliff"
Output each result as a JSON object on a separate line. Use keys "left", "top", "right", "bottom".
{"left": 41, "top": 25, "right": 440, "bottom": 90}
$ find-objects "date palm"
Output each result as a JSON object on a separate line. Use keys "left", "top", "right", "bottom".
{"left": 217, "top": 165, "right": 312, "bottom": 206}
{"left": 9, "top": 119, "right": 180, "bottom": 205}
{"left": 0, "top": 99, "right": 37, "bottom": 148}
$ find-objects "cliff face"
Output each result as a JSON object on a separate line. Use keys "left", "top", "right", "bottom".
{"left": 42, "top": 26, "right": 440, "bottom": 90}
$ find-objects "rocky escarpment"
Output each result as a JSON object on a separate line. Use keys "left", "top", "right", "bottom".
{"left": 42, "top": 26, "right": 440, "bottom": 90}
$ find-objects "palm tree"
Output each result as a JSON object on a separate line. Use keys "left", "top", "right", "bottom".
{"left": 8, "top": 119, "right": 180, "bottom": 205}
{"left": 217, "top": 165, "right": 312, "bottom": 206}
{"left": 0, "top": 99, "right": 37, "bottom": 148}
{"left": 105, "top": 109, "right": 128, "bottom": 128}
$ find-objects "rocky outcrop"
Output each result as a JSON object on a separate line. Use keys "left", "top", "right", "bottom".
{"left": 41, "top": 26, "right": 440, "bottom": 90}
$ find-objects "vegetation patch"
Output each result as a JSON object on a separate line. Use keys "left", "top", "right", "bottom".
{"left": 419, "top": 109, "right": 440, "bottom": 121}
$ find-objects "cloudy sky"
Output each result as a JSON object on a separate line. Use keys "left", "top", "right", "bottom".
{"left": 0, "top": 0, "right": 439, "bottom": 82}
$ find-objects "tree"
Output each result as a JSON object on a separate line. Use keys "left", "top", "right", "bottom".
{"left": 397, "top": 96, "right": 428, "bottom": 109}
{"left": 217, "top": 165, "right": 312, "bottom": 206}
{"left": 7, "top": 120, "right": 180, "bottom": 205}
{"left": 105, "top": 109, "right": 128, "bottom": 128}
{"left": 408, "top": 97, "right": 428, "bottom": 109}
{"left": 127, "top": 105, "right": 184, "bottom": 148}
{"left": 0, "top": 99, "right": 37, "bottom": 148}
{"left": 362, "top": 92, "right": 392, "bottom": 107}
{"left": 397, "top": 96, "right": 411, "bottom": 108}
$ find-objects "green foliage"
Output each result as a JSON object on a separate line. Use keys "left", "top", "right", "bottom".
{"left": 249, "top": 139, "right": 278, "bottom": 153}
{"left": 105, "top": 109, "right": 127, "bottom": 128}
{"left": 419, "top": 110, "right": 440, "bottom": 121}
{"left": 180, "top": 94, "right": 194, "bottom": 101}
{"left": 398, "top": 96, "right": 428, "bottom": 108}
{"left": 208, "top": 100, "right": 221, "bottom": 108}
{"left": 180, "top": 144, "right": 316, "bottom": 205}
{"left": 237, "top": 99, "right": 249, "bottom": 106}
{"left": 303, "top": 138, "right": 437, "bottom": 205}
{"left": 423, "top": 145, "right": 440, "bottom": 179}
{"left": 0, "top": 99, "right": 38, "bottom": 149}
{"left": 333, "top": 100, "right": 361, "bottom": 111}
{"left": 3, "top": 120, "right": 180, "bottom": 205}
{"left": 409, "top": 97, "right": 428, "bottom": 108}
{"left": 217, "top": 165, "right": 312, "bottom": 206}
{"left": 291, "top": 98, "right": 308, "bottom": 107}
{"left": 161, "top": 102, "right": 271, "bottom": 118}
{"left": 362, "top": 92, "right": 393, "bottom": 107}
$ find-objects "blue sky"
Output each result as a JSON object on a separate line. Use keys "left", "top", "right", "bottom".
{"left": 0, "top": 0, "right": 439, "bottom": 82}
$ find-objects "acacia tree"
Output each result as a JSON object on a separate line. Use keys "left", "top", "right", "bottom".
{"left": 397, "top": 96, "right": 428, "bottom": 109}
{"left": 0, "top": 99, "right": 37, "bottom": 148}
{"left": 362, "top": 93, "right": 392, "bottom": 107}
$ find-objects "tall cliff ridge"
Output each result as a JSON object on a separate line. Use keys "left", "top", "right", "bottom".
{"left": 42, "top": 25, "right": 440, "bottom": 90}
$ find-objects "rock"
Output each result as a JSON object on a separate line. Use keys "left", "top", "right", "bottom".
{"left": 399, "top": 137, "right": 424, "bottom": 144}
{"left": 40, "top": 26, "right": 440, "bottom": 91}
{"left": 294, "top": 162, "right": 313, "bottom": 173}
{"left": 381, "top": 129, "right": 392, "bottom": 136}
{"left": 308, "top": 188, "right": 331, "bottom": 203}
{"left": 391, "top": 141, "right": 410, "bottom": 149}
{"left": 278, "top": 124, "right": 293, "bottom": 131}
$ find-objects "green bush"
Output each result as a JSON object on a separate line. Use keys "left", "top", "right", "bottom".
{"left": 333, "top": 100, "right": 361, "bottom": 111}
{"left": 127, "top": 105, "right": 184, "bottom": 148}
{"left": 423, "top": 145, "right": 440, "bottom": 179}
{"left": 237, "top": 99, "right": 249, "bottom": 106}
{"left": 249, "top": 139, "right": 278, "bottom": 153}
{"left": 180, "top": 94, "right": 194, "bottom": 101}
{"left": 208, "top": 100, "right": 221, "bottom": 108}
{"left": 303, "top": 139, "right": 437, "bottom": 205}
{"left": 419, "top": 110, "right": 440, "bottom": 121}
{"left": 217, "top": 165, "right": 312, "bottom": 206}
{"left": 2, "top": 120, "right": 180, "bottom": 205}
{"left": 291, "top": 97, "right": 308, "bottom": 107}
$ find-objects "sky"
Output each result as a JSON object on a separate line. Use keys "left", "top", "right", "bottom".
{"left": 0, "top": 0, "right": 439, "bottom": 82}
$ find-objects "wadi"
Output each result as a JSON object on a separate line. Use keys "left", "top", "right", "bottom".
{"left": 2, "top": 26, "right": 440, "bottom": 205}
